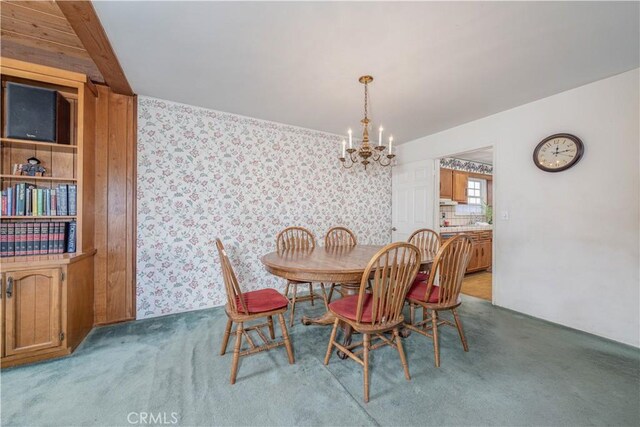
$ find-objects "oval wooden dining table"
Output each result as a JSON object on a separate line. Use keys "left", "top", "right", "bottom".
{"left": 261, "top": 244, "right": 435, "bottom": 326}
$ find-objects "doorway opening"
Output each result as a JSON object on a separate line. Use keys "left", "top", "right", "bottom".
{"left": 438, "top": 147, "right": 494, "bottom": 302}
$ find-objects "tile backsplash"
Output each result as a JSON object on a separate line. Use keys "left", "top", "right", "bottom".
{"left": 440, "top": 205, "right": 487, "bottom": 227}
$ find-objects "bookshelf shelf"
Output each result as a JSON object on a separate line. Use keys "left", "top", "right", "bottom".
{"left": 0, "top": 138, "right": 77, "bottom": 151}
{"left": 0, "top": 174, "right": 77, "bottom": 182}
{"left": 1, "top": 216, "right": 77, "bottom": 220}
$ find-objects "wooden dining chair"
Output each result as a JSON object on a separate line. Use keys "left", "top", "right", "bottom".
{"left": 216, "top": 239, "right": 294, "bottom": 384}
{"left": 324, "top": 242, "right": 421, "bottom": 403}
{"left": 408, "top": 228, "right": 440, "bottom": 280}
{"left": 322, "top": 226, "right": 358, "bottom": 304}
{"left": 276, "top": 226, "right": 318, "bottom": 326}
{"left": 404, "top": 234, "right": 473, "bottom": 367}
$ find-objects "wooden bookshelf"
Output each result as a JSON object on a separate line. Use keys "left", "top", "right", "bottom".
{"left": 0, "top": 138, "right": 78, "bottom": 151}
{"left": 0, "top": 58, "right": 96, "bottom": 368}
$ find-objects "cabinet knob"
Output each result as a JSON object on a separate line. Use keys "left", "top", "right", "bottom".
{"left": 6, "top": 277, "right": 14, "bottom": 298}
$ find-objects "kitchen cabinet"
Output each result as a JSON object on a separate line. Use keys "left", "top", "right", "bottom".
{"left": 452, "top": 171, "right": 468, "bottom": 203}
{"left": 442, "top": 230, "right": 492, "bottom": 273}
{"left": 440, "top": 169, "right": 453, "bottom": 199}
{"left": 4, "top": 269, "right": 62, "bottom": 356}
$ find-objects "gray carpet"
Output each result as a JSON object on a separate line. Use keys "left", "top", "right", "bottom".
{"left": 2, "top": 296, "right": 639, "bottom": 426}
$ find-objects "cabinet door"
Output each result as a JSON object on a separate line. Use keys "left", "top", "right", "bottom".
{"left": 480, "top": 241, "right": 492, "bottom": 269}
{"left": 440, "top": 169, "right": 453, "bottom": 199}
{"left": 4, "top": 269, "right": 62, "bottom": 356}
{"left": 452, "top": 171, "right": 468, "bottom": 203}
{"left": 466, "top": 244, "right": 479, "bottom": 273}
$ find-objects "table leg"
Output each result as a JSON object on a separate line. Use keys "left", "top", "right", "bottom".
{"left": 337, "top": 324, "right": 353, "bottom": 360}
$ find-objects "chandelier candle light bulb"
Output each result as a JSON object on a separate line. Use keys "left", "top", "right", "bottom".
{"left": 339, "top": 75, "right": 396, "bottom": 169}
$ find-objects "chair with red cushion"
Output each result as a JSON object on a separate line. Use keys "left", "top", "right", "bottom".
{"left": 277, "top": 226, "right": 318, "bottom": 326}
{"left": 322, "top": 226, "right": 358, "bottom": 305}
{"left": 404, "top": 234, "right": 473, "bottom": 367}
{"left": 324, "top": 242, "right": 421, "bottom": 403}
{"left": 216, "top": 238, "right": 294, "bottom": 384}
{"left": 407, "top": 229, "right": 441, "bottom": 324}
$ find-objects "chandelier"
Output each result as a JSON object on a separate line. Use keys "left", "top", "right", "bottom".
{"left": 339, "top": 75, "right": 395, "bottom": 169}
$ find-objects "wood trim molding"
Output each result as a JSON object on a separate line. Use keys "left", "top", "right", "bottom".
{"left": 55, "top": 1, "right": 133, "bottom": 95}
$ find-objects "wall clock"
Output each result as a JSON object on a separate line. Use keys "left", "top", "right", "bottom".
{"left": 533, "top": 133, "right": 584, "bottom": 172}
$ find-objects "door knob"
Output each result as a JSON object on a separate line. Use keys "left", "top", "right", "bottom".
{"left": 392, "top": 227, "right": 397, "bottom": 231}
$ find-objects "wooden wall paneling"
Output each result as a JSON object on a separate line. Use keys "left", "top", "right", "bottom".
{"left": 126, "top": 95, "right": 137, "bottom": 319}
{"left": 81, "top": 83, "right": 96, "bottom": 251}
{"left": 106, "top": 90, "right": 128, "bottom": 321}
{"left": 93, "top": 85, "right": 136, "bottom": 324}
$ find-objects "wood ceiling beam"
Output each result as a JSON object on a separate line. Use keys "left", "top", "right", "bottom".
{"left": 56, "top": 0, "right": 133, "bottom": 95}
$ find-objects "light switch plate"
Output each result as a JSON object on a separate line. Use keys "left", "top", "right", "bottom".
{"left": 501, "top": 211, "right": 509, "bottom": 220}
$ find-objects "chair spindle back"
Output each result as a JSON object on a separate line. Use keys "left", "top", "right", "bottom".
{"left": 408, "top": 228, "right": 440, "bottom": 258}
{"left": 325, "top": 226, "right": 357, "bottom": 247}
{"left": 276, "top": 227, "right": 316, "bottom": 251}
{"left": 215, "top": 238, "right": 247, "bottom": 314}
{"left": 355, "top": 242, "right": 421, "bottom": 325}
{"left": 425, "top": 234, "right": 473, "bottom": 306}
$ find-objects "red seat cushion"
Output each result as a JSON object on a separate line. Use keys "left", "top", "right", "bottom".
{"left": 329, "top": 294, "right": 374, "bottom": 323}
{"left": 415, "top": 272, "right": 430, "bottom": 282}
{"left": 406, "top": 281, "right": 440, "bottom": 303}
{"left": 235, "top": 288, "right": 288, "bottom": 314}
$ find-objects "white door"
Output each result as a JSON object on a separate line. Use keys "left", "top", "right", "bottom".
{"left": 392, "top": 159, "right": 437, "bottom": 242}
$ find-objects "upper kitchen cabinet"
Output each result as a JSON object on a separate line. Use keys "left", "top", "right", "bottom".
{"left": 452, "top": 170, "right": 468, "bottom": 203}
{"left": 440, "top": 168, "right": 453, "bottom": 199}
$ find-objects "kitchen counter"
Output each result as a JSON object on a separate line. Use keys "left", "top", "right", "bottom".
{"left": 439, "top": 225, "right": 493, "bottom": 233}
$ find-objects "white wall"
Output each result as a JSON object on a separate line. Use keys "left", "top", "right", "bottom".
{"left": 397, "top": 69, "right": 640, "bottom": 346}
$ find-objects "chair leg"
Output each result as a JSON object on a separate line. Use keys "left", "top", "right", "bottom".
{"left": 277, "top": 313, "right": 295, "bottom": 364}
{"left": 363, "top": 333, "right": 370, "bottom": 403}
{"left": 267, "top": 316, "right": 275, "bottom": 339}
{"left": 309, "top": 283, "right": 314, "bottom": 306}
{"left": 394, "top": 328, "right": 411, "bottom": 380}
{"left": 422, "top": 306, "right": 428, "bottom": 322}
{"left": 290, "top": 283, "right": 298, "bottom": 327}
{"left": 230, "top": 322, "right": 243, "bottom": 384}
{"left": 220, "top": 318, "right": 233, "bottom": 356}
{"left": 409, "top": 303, "right": 416, "bottom": 325}
{"left": 324, "top": 318, "right": 340, "bottom": 365}
{"left": 431, "top": 310, "right": 440, "bottom": 368}
{"left": 452, "top": 308, "right": 469, "bottom": 352}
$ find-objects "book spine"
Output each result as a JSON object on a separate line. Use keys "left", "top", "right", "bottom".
{"left": 51, "top": 190, "right": 57, "bottom": 216}
{"left": 41, "top": 222, "right": 49, "bottom": 254}
{"left": 1, "top": 191, "right": 6, "bottom": 216}
{"left": 26, "top": 186, "right": 32, "bottom": 216}
{"left": 68, "top": 184, "right": 77, "bottom": 216}
{"left": 37, "top": 189, "right": 44, "bottom": 216}
{"left": 66, "top": 221, "right": 77, "bottom": 253}
{"left": 7, "top": 187, "right": 13, "bottom": 216}
{"left": 58, "top": 185, "right": 68, "bottom": 216}
{"left": 7, "top": 223, "right": 15, "bottom": 256}
{"left": 33, "top": 223, "right": 41, "bottom": 255}
{"left": 0, "top": 223, "right": 7, "bottom": 257}
{"left": 18, "top": 224, "right": 26, "bottom": 255}
{"left": 26, "top": 222, "right": 34, "bottom": 255}
{"left": 17, "top": 184, "right": 25, "bottom": 216}
{"left": 48, "top": 223, "right": 55, "bottom": 254}
{"left": 56, "top": 223, "right": 63, "bottom": 253}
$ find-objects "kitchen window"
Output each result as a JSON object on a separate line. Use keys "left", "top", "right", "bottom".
{"left": 456, "top": 178, "right": 486, "bottom": 215}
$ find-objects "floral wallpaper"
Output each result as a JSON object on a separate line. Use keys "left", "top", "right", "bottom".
{"left": 137, "top": 97, "right": 392, "bottom": 319}
{"left": 440, "top": 157, "right": 493, "bottom": 175}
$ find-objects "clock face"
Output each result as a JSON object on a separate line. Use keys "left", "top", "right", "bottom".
{"left": 533, "top": 134, "right": 584, "bottom": 172}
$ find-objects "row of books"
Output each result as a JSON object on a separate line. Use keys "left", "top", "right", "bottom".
{"left": 0, "top": 221, "right": 76, "bottom": 257}
{"left": 1, "top": 183, "right": 77, "bottom": 217}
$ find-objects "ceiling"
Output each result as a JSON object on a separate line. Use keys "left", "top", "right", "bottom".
{"left": 1, "top": 0, "right": 103, "bottom": 82}
{"left": 93, "top": 1, "right": 639, "bottom": 143}
{"left": 453, "top": 148, "right": 494, "bottom": 165}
